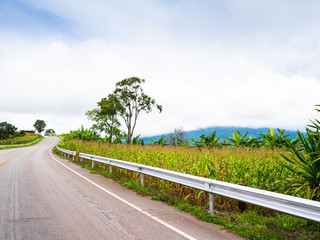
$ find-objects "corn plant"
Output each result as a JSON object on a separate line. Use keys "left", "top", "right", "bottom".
{"left": 63, "top": 139, "right": 297, "bottom": 211}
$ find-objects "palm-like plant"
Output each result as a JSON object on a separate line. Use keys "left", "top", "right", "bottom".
{"left": 281, "top": 105, "right": 320, "bottom": 200}
{"left": 281, "top": 130, "right": 320, "bottom": 200}
{"left": 308, "top": 104, "right": 320, "bottom": 135}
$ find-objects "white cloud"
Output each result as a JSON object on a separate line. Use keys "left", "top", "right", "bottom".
{"left": 1, "top": 0, "right": 320, "bottom": 136}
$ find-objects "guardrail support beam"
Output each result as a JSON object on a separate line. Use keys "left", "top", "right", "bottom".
{"left": 141, "top": 173, "right": 145, "bottom": 186}
{"left": 209, "top": 193, "right": 214, "bottom": 216}
{"left": 92, "top": 160, "right": 94, "bottom": 168}
{"left": 110, "top": 166, "right": 112, "bottom": 173}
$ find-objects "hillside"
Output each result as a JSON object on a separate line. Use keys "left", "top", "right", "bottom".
{"left": 142, "top": 126, "right": 299, "bottom": 144}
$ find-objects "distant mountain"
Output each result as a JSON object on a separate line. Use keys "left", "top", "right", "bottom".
{"left": 141, "top": 126, "right": 299, "bottom": 144}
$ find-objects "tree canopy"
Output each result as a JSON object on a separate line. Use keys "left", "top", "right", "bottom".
{"left": 34, "top": 119, "right": 46, "bottom": 134}
{"left": 0, "top": 122, "right": 17, "bottom": 139}
{"left": 86, "top": 93, "right": 123, "bottom": 143}
{"left": 114, "top": 77, "right": 162, "bottom": 144}
{"left": 87, "top": 77, "right": 162, "bottom": 144}
{"left": 44, "top": 129, "right": 56, "bottom": 136}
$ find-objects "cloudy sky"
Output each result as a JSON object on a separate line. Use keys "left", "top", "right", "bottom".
{"left": 1, "top": 0, "right": 320, "bottom": 136}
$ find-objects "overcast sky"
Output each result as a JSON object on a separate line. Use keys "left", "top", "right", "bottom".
{"left": 1, "top": 0, "right": 320, "bottom": 136}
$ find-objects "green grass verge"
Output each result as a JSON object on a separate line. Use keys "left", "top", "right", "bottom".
{"left": 54, "top": 151, "right": 320, "bottom": 240}
{"left": 0, "top": 135, "right": 43, "bottom": 150}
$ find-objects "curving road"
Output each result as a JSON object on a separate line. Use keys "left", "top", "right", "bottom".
{"left": 0, "top": 137, "right": 243, "bottom": 240}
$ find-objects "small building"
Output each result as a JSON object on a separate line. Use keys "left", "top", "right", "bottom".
{"left": 23, "top": 130, "right": 36, "bottom": 134}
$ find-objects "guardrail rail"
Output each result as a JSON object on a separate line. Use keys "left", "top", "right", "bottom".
{"left": 56, "top": 146, "right": 76, "bottom": 160}
{"left": 56, "top": 146, "right": 320, "bottom": 222}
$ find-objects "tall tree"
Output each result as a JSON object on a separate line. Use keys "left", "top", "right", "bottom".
{"left": 114, "top": 77, "right": 162, "bottom": 144}
{"left": 33, "top": 119, "right": 46, "bottom": 134}
{"left": 0, "top": 122, "right": 17, "bottom": 139}
{"left": 86, "top": 93, "right": 123, "bottom": 143}
{"left": 44, "top": 129, "right": 56, "bottom": 136}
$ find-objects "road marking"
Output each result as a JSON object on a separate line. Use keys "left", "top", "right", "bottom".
{"left": 0, "top": 150, "right": 30, "bottom": 165}
{"left": 49, "top": 149, "right": 197, "bottom": 240}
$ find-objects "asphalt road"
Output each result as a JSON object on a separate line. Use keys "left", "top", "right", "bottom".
{"left": 0, "top": 137, "right": 243, "bottom": 240}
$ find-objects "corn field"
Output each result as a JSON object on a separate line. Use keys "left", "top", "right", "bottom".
{"left": 62, "top": 140, "right": 306, "bottom": 212}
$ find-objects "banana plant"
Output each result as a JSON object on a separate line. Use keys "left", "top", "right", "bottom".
{"left": 149, "top": 135, "right": 169, "bottom": 146}
{"left": 65, "top": 126, "right": 100, "bottom": 141}
{"left": 131, "top": 134, "right": 145, "bottom": 145}
{"left": 225, "top": 131, "right": 261, "bottom": 147}
{"left": 192, "top": 131, "right": 221, "bottom": 148}
{"left": 261, "top": 128, "right": 299, "bottom": 149}
{"left": 176, "top": 138, "right": 192, "bottom": 147}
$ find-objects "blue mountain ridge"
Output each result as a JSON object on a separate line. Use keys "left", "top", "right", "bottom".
{"left": 141, "top": 126, "right": 300, "bottom": 144}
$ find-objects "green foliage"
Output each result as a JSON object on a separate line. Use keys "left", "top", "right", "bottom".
{"left": 149, "top": 135, "right": 169, "bottom": 146}
{"left": 235, "top": 211, "right": 320, "bottom": 239}
{"left": 281, "top": 130, "right": 320, "bottom": 200}
{"left": 0, "top": 121, "right": 17, "bottom": 139}
{"left": 63, "top": 148, "right": 320, "bottom": 240}
{"left": 281, "top": 105, "right": 320, "bottom": 200}
{"left": 0, "top": 133, "right": 42, "bottom": 146}
{"left": 169, "top": 127, "right": 188, "bottom": 146}
{"left": 308, "top": 105, "right": 320, "bottom": 135}
{"left": 261, "top": 128, "right": 299, "bottom": 149}
{"left": 114, "top": 77, "right": 162, "bottom": 144}
{"left": 86, "top": 93, "right": 123, "bottom": 143}
{"left": 65, "top": 126, "right": 100, "bottom": 141}
{"left": 44, "top": 128, "right": 56, "bottom": 136}
{"left": 225, "top": 131, "right": 262, "bottom": 147}
{"left": 132, "top": 134, "right": 145, "bottom": 145}
{"left": 192, "top": 131, "right": 221, "bottom": 148}
{"left": 33, "top": 119, "right": 46, "bottom": 134}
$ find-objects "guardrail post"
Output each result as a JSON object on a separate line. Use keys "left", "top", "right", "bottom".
{"left": 92, "top": 160, "right": 94, "bottom": 168}
{"left": 80, "top": 157, "right": 82, "bottom": 162}
{"left": 72, "top": 155, "right": 74, "bottom": 161}
{"left": 209, "top": 193, "right": 214, "bottom": 216}
{"left": 110, "top": 165, "right": 112, "bottom": 173}
{"left": 141, "top": 173, "right": 144, "bottom": 186}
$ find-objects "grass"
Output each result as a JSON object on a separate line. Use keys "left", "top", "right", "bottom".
{"left": 54, "top": 143, "right": 320, "bottom": 240}
{"left": 0, "top": 133, "right": 43, "bottom": 149}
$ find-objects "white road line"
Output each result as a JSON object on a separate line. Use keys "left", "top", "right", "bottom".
{"left": 49, "top": 149, "right": 197, "bottom": 240}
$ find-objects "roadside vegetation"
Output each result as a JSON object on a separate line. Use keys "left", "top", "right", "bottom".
{"left": 0, "top": 119, "right": 51, "bottom": 149}
{"left": 56, "top": 141, "right": 320, "bottom": 239}
{"left": 57, "top": 103, "right": 320, "bottom": 239}
{"left": 0, "top": 133, "right": 43, "bottom": 149}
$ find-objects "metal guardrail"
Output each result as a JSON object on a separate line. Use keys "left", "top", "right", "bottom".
{"left": 57, "top": 148, "right": 320, "bottom": 222}
{"left": 56, "top": 146, "right": 76, "bottom": 160}
{"left": 0, "top": 138, "right": 41, "bottom": 148}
